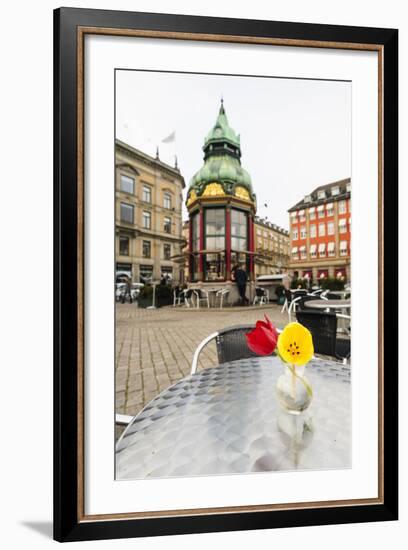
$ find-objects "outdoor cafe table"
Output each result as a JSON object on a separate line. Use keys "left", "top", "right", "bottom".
{"left": 116, "top": 356, "right": 351, "bottom": 479}
{"left": 306, "top": 299, "right": 351, "bottom": 311}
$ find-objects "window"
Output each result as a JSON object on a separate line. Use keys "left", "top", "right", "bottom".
{"left": 346, "top": 182, "right": 351, "bottom": 192}
{"left": 299, "top": 210, "right": 306, "bottom": 222}
{"left": 290, "top": 212, "right": 298, "bottom": 222}
{"left": 326, "top": 203, "right": 334, "bottom": 217}
{"left": 291, "top": 247, "right": 298, "bottom": 260}
{"left": 317, "top": 190, "right": 326, "bottom": 200}
{"left": 331, "top": 186, "right": 340, "bottom": 196}
{"left": 340, "top": 241, "right": 348, "bottom": 256}
{"left": 121, "top": 203, "right": 134, "bottom": 224}
{"left": 318, "top": 243, "right": 326, "bottom": 257}
{"left": 142, "top": 185, "right": 152, "bottom": 203}
{"left": 339, "top": 218, "right": 347, "bottom": 233}
{"left": 310, "top": 244, "right": 317, "bottom": 258}
{"left": 328, "top": 242, "right": 335, "bottom": 257}
{"left": 164, "top": 216, "right": 172, "bottom": 234}
{"left": 293, "top": 228, "right": 298, "bottom": 240}
{"left": 119, "top": 236, "right": 129, "bottom": 256}
{"left": 163, "top": 192, "right": 171, "bottom": 209}
{"left": 304, "top": 195, "right": 312, "bottom": 203}
{"left": 309, "top": 208, "right": 316, "bottom": 220}
{"left": 317, "top": 205, "right": 325, "bottom": 218}
{"left": 205, "top": 208, "right": 225, "bottom": 250}
{"left": 143, "top": 211, "right": 151, "bottom": 229}
{"left": 300, "top": 246, "right": 307, "bottom": 259}
{"left": 120, "top": 174, "right": 134, "bottom": 194}
{"left": 318, "top": 223, "right": 326, "bottom": 237}
{"left": 142, "top": 240, "right": 151, "bottom": 258}
{"left": 191, "top": 213, "right": 200, "bottom": 251}
{"left": 327, "top": 221, "right": 335, "bottom": 235}
{"left": 310, "top": 224, "right": 317, "bottom": 238}
{"left": 231, "top": 209, "right": 248, "bottom": 251}
{"left": 300, "top": 226, "right": 307, "bottom": 239}
{"left": 163, "top": 243, "right": 171, "bottom": 260}
{"left": 339, "top": 200, "right": 347, "bottom": 214}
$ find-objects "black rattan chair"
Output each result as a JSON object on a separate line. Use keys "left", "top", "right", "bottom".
{"left": 298, "top": 294, "right": 318, "bottom": 311}
{"left": 295, "top": 310, "right": 350, "bottom": 362}
{"left": 191, "top": 324, "right": 261, "bottom": 374}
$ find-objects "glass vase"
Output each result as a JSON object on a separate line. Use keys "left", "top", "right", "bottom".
{"left": 276, "top": 364, "right": 313, "bottom": 414}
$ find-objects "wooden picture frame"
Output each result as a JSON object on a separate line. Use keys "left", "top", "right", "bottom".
{"left": 54, "top": 7, "right": 398, "bottom": 542}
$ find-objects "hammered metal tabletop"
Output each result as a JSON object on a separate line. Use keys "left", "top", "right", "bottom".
{"left": 116, "top": 356, "right": 351, "bottom": 480}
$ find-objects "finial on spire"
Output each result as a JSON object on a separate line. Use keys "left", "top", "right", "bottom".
{"left": 174, "top": 155, "right": 178, "bottom": 169}
{"left": 155, "top": 146, "right": 159, "bottom": 159}
{"left": 220, "top": 95, "right": 225, "bottom": 114}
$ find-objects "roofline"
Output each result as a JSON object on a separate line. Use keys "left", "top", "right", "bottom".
{"left": 115, "top": 139, "right": 185, "bottom": 188}
{"left": 287, "top": 177, "right": 351, "bottom": 212}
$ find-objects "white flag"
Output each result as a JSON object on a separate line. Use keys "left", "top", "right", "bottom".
{"left": 162, "top": 131, "right": 176, "bottom": 143}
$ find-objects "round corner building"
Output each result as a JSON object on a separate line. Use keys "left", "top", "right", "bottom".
{"left": 185, "top": 100, "right": 257, "bottom": 298}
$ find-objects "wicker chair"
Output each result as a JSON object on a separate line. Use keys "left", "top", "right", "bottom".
{"left": 190, "top": 324, "right": 259, "bottom": 374}
{"left": 295, "top": 310, "right": 350, "bottom": 362}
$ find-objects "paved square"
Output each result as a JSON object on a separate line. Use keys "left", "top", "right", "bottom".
{"left": 115, "top": 303, "right": 288, "bottom": 417}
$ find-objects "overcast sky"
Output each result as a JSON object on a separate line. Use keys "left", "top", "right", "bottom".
{"left": 116, "top": 70, "right": 351, "bottom": 229}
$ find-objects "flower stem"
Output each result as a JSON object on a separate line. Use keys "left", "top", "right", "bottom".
{"left": 291, "top": 364, "right": 296, "bottom": 401}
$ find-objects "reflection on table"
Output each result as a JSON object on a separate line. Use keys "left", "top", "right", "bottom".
{"left": 116, "top": 356, "right": 351, "bottom": 480}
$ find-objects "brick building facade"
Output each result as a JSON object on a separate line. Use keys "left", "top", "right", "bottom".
{"left": 288, "top": 178, "right": 351, "bottom": 282}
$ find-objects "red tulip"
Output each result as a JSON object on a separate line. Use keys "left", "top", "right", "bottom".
{"left": 246, "top": 314, "right": 278, "bottom": 356}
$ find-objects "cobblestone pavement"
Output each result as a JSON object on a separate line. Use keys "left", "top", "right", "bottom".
{"left": 115, "top": 303, "right": 288, "bottom": 418}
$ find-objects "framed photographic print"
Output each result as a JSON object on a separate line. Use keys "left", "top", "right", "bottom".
{"left": 54, "top": 7, "right": 398, "bottom": 542}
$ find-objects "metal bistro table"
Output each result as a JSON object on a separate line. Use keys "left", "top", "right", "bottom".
{"left": 307, "top": 299, "right": 351, "bottom": 311}
{"left": 116, "top": 356, "right": 351, "bottom": 480}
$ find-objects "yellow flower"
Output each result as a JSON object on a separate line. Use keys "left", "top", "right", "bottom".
{"left": 277, "top": 322, "right": 314, "bottom": 366}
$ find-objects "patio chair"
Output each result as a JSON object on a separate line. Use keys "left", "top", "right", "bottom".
{"left": 182, "top": 288, "right": 196, "bottom": 307}
{"left": 215, "top": 288, "right": 230, "bottom": 308}
{"left": 295, "top": 310, "right": 350, "bottom": 363}
{"left": 253, "top": 287, "right": 269, "bottom": 306}
{"left": 298, "top": 294, "right": 319, "bottom": 311}
{"left": 191, "top": 324, "right": 257, "bottom": 374}
{"left": 193, "top": 288, "right": 210, "bottom": 308}
{"left": 173, "top": 288, "right": 185, "bottom": 307}
{"left": 115, "top": 413, "right": 133, "bottom": 426}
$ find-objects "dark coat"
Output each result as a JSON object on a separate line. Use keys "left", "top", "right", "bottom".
{"left": 234, "top": 268, "right": 248, "bottom": 286}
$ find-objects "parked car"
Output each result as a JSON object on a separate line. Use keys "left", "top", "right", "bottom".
{"left": 115, "top": 282, "right": 144, "bottom": 302}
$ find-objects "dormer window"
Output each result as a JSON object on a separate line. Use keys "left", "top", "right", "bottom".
{"left": 304, "top": 195, "right": 312, "bottom": 203}
{"left": 317, "top": 190, "right": 326, "bottom": 200}
{"left": 331, "top": 186, "right": 340, "bottom": 196}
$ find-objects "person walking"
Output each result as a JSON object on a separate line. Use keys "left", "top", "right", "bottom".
{"left": 282, "top": 269, "right": 293, "bottom": 305}
{"left": 121, "top": 276, "right": 133, "bottom": 304}
{"left": 233, "top": 263, "right": 249, "bottom": 306}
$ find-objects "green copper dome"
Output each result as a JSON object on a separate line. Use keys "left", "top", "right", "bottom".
{"left": 203, "top": 101, "right": 241, "bottom": 150}
{"left": 187, "top": 100, "right": 255, "bottom": 204}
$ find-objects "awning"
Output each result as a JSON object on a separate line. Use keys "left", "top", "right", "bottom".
{"left": 318, "top": 243, "right": 326, "bottom": 252}
{"left": 317, "top": 205, "right": 325, "bottom": 212}
{"left": 328, "top": 242, "right": 335, "bottom": 251}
